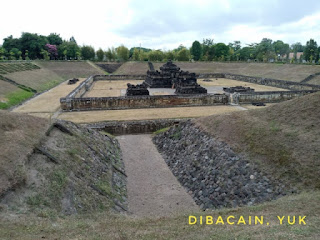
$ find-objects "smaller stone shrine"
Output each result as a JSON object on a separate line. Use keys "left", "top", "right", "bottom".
{"left": 223, "top": 86, "right": 255, "bottom": 93}
{"left": 174, "top": 71, "right": 207, "bottom": 94}
{"left": 68, "top": 78, "right": 79, "bottom": 85}
{"left": 126, "top": 83, "right": 149, "bottom": 96}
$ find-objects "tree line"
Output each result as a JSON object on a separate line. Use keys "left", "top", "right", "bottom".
{"left": 1, "top": 32, "right": 319, "bottom": 63}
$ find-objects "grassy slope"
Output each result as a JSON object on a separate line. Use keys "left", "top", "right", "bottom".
{"left": 196, "top": 91, "right": 320, "bottom": 189}
{"left": 4, "top": 68, "right": 64, "bottom": 92}
{"left": 0, "top": 111, "right": 126, "bottom": 216}
{"left": 35, "top": 61, "right": 105, "bottom": 79}
{"left": 0, "top": 111, "right": 49, "bottom": 196}
{"left": 1, "top": 61, "right": 105, "bottom": 109}
{"left": 1, "top": 191, "right": 319, "bottom": 239}
{"left": 115, "top": 61, "right": 320, "bottom": 82}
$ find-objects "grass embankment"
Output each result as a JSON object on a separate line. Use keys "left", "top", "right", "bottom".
{"left": 115, "top": 61, "right": 320, "bottom": 82}
{"left": 1, "top": 190, "right": 319, "bottom": 239}
{"left": 0, "top": 90, "right": 34, "bottom": 109}
{"left": 196, "top": 91, "right": 320, "bottom": 190}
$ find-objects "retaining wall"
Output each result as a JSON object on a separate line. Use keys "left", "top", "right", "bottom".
{"left": 61, "top": 93, "right": 228, "bottom": 111}
{"left": 235, "top": 90, "right": 318, "bottom": 104}
{"left": 86, "top": 119, "right": 184, "bottom": 135}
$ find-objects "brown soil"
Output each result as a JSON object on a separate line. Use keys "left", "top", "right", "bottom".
{"left": 117, "top": 134, "right": 198, "bottom": 217}
{"left": 57, "top": 105, "right": 244, "bottom": 123}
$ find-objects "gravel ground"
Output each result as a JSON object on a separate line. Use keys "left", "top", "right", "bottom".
{"left": 117, "top": 134, "right": 198, "bottom": 217}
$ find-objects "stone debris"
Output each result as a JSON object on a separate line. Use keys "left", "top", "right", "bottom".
{"left": 153, "top": 121, "right": 294, "bottom": 210}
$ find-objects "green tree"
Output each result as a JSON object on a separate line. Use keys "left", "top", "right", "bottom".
{"left": 190, "top": 40, "right": 202, "bottom": 61}
{"left": 96, "top": 48, "right": 104, "bottom": 61}
{"left": 0, "top": 47, "right": 6, "bottom": 60}
{"left": 214, "top": 43, "right": 229, "bottom": 60}
{"left": 201, "top": 38, "right": 214, "bottom": 60}
{"left": 20, "top": 32, "right": 48, "bottom": 59}
{"left": 255, "top": 38, "right": 274, "bottom": 62}
{"left": 238, "top": 47, "right": 254, "bottom": 61}
{"left": 164, "top": 50, "right": 176, "bottom": 61}
{"left": 272, "top": 40, "right": 289, "bottom": 60}
{"left": 105, "top": 47, "right": 117, "bottom": 61}
{"left": 2, "top": 35, "right": 20, "bottom": 53}
{"left": 116, "top": 45, "right": 129, "bottom": 61}
{"left": 304, "top": 39, "right": 318, "bottom": 62}
{"left": 81, "top": 45, "right": 95, "bottom": 60}
{"left": 291, "top": 42, "right": 304, "bottom": 53}
{"left": 47, "top": 33, "right": 63, "bottom": 45}
{"left": 41, "top": 49, "right": 49, "bottom": 60}
{"left": 148, "top": 50, "right": 164, "bottom": 61}
{"left": 228, "top": 41, "right": 241, "bottom": 51}
{"left": 176, "top": 48, "right": 190, "bottom": 61}
{"left": 10, "top": 48, "right": 22, "bottom": 60}
{"left": 58, "top": 41, "right": 80, "bottom": 60}
{"left": 132, "top": 48, "right": 140, "bottom": 61}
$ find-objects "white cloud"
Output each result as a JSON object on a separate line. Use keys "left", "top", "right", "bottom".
{"left": 1, "top": 0, "right": 320, "bottom": 50}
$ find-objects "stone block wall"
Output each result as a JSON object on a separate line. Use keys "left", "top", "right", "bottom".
{"left": 61, "top": 94, "right": 228, "bottom": 111}
{"left": 86, "top": 119, "right": 184, "bottom": 135}
{"left": 235, "top": 90, "right": 318, "bottom": 104}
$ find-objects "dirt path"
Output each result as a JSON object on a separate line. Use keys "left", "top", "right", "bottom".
{"left": 117, "top": 134, "right": 198, "bottom": 217}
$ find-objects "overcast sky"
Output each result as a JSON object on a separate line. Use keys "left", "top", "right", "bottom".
{"left": 1, "top": 0, "right": 320, "bottom": 50}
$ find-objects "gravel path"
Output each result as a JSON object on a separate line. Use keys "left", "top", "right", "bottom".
{"left": 117, "top": 134, "right": 198, "bottom": 217}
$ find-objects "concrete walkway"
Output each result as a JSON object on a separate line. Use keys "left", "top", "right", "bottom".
{"left": 117, "top": 134, "right": 198, "bottom": 217}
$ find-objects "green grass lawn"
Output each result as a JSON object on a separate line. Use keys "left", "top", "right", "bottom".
{"left": 0, "top": 89, "right": 34, "bottom": 109}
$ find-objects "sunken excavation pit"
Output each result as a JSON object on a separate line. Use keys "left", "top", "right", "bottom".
{"left": 153, "top": 121, "right": 295, "bottom": 209}
{"left": 60, "top": 60, "right": 320, "bottom": 111}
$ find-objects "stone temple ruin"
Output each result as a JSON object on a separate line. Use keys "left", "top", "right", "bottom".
{"left": 223, "top": 86, "right": 255, "bottom": 93}
{"left": 143, "top": 60, "right": 207, "bottom": 94}
{"left": 126, "top": 83, "right": 149, "bottom": 96}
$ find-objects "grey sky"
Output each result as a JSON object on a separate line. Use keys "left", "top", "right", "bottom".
{"left": 1, "top": 0, "right": 320, "bottom": 50}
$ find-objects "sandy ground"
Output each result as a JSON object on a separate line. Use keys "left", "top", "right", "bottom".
{"left": 11, "top": 77, "right": 275, "bottom": 122}
{"left": 58, "top": 105, "right": 245, "bottom": 123}
{"left": 12, "top": 78, "right": 86, "bottom": 118}
{"left": 84, "top": 78, "right": 288, "bottom": 98}
{"left": 197, "top": 78, "right": 289, "bottom": 92}
{"left": 117, "top": 134, "right": 198, "bottom": 217}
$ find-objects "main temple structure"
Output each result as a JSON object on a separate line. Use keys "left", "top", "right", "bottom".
{"left": 144, "top": 60, "right": 207, "bottom": 94}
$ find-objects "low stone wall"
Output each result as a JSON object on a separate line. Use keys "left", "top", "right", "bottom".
{"left": 235, "top": 90, "right": 317, "bottom": 104}
{"left": 66, "top": 76, "right": 95, "bottom": 98}
{"left": 223, "top": 73, "right": 320, "bottom": 91}
{"left": 61, "top": 94, "right": 228, "bottom": 111}
{"left": 94, "top": 74, "right": 146, "bottom": 80}
{"left": 86, "top": 119, "right": 185, "bottom": 135}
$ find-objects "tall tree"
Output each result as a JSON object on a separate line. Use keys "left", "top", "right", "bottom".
{"left": 81, "top": 45, "right": 95, "bottom": 60}
{"left": 304, "top": 39, "right": 318, "bottom": 62}
{"left": 58, "top": 41, "right": 80, "bottom": 60}
{"left": 176, "top": 48, "right": 190, "bottom": 61}
{"left": 190, "top": 40, "right": 202, "bottom": 61}
{"left": 20, "top": 32, "right": 48, "bottom": 59}
{"left": 47, "top": 33, "right": 63, "bottom": 46}
{"left": 96, "top": 48, "right": 104, "bottom": 61}
{"left": 116, "top": 45, "right": 129, "bottom": 61}
{"left": 105, "top": 47, "right": 117, "bottom": 61}
{"left": 214, "top": 43, "right": 229, "bottom": 60}
{"left": 272, "top": 40, "right": 289, "bottom": 58}
{"left": 2, "top": 35, "right": 20, "bottom": 53}
{"left": 202, "top": 38, "right": 214, "bottom": 61}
